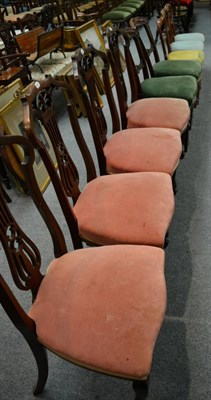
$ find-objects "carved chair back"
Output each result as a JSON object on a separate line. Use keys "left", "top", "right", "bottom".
{"left": 20, "top": 76, "right": 98, "bottom": 247}
{"left": 72, "top": 44, "right": 123, "bottom": 175}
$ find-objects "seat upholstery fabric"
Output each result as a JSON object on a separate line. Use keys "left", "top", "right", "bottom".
{"left": 174, "top": 32, "right": 205, "bottom": 42}
{"left": 126, "top": 98, "right": 190, "bottom": 132}
{"left": 73, "top": 172, "right": 174, "bottom": 247}
{"left": 153, "top": 60, "right": 202, "bottom": 79}
{"left": 29, "top": 245, "right": 166, "bottom": 379}
{"left": 170, "top": 40, "right": 204, "bottom": 51}
{"left": 103, "top": 127, "right": 182, "bottom": 175}
{"left": 141, "top": 75, "right": 197, "bottom": 106}
{"left": 167, "top": 50, "right": 204, "bottom": 64}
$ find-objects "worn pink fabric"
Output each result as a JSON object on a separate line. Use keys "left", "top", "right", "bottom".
{"left": 104, "top": 127, "right": 182, "bottom": 175}
{"left": 126, "top": 97, "right": 190, "bottom": 132}
{"left": 73, "top": 172, "right": 174, "bottom": 247}
{"left": 29, "top": 245, "right": 166, "bottom": 379}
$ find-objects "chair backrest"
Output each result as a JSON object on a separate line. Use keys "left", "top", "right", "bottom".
{"left": 0, "top": 22, "right": 17, "bottom": 55}
{"left": 104, "top": 28, "right": 145, "bottom": 117}
{"left": 129, "top": 16, "right": 161, "bottom": 64}
{"left": 72, "top": 44, "right": 122, "bottom": 174}
{"left": 156, "top": 9, "right": 173, "bottom": 58}
{"left": 15, "top": 26, "right": 45, "bottom": 56}
{"left": 20, "top": 76, "right": 98, "bottom": 248}
{"left": 0, "top": 134, "right": 67, "bottom": 296}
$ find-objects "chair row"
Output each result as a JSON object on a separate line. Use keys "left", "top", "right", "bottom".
{"left": 0, "top": 7, "right": 205, "bottom": 399}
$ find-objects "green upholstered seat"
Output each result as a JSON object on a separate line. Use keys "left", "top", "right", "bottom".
{"left": 113, "top": 5, "right": 137, "bottom": 12}
{"left": 141, "top": 75, "right": 197, "bottom": 106}
{"left": 153, "top": 60, "right": 202, "bottom": 80}
{"left": 102, "top": 9, "right": 131, "bottom": 21}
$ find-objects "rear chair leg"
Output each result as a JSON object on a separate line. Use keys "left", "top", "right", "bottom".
{"left": 133, "top": 379, "right": 148, "bottom": 400}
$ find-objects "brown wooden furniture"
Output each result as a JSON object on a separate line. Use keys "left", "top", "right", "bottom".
{"left": 16, "top": 12, "right": 39, "bottom": 31}
{"left": 20, "top": 75, "right": 174, "bottom": 248}
{"left": 14, "top": 25, "right": 65, "bottom": 73}
{"left": 0, "top": 51, "right": 31, "bottom": 85}
{"left": 0, "top": 134, "right": 167, "bottom": 399}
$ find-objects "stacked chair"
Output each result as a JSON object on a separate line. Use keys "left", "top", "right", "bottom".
{"left": 0, "top": 2, "right": 205, "bottom": 398}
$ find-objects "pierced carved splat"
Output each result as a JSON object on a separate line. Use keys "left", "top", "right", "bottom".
{"left": 25, "top": 85, "right": 81, "bottom": 202}
{"left": 0, "top": 184, "right": 43, "bottom": 297}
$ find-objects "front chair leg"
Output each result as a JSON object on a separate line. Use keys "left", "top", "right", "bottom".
{"left": 133, "top": 379, "right": 148, "bottom": 400}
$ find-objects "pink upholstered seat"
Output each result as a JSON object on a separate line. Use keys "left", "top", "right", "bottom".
{"left": 126, "top": 98, "right": 190, "bottom": 133}
{"left": 73, "top": 172, "right": 174, "bottom": 247}
{"left": 29, "top": 245, "right": 166, "bottom": 379}
{"left": 104, "top": 127, "right": 182, "bottom": 175}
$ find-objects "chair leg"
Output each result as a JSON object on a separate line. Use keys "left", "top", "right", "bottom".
{"left": 24, "top": 331, "right": 49, "bottom": 395}
{"left": 133, "top": 379, "right": 148, "bottom": 400}
{"left": 172, "top": 171, "right": 177, "bottom": 195}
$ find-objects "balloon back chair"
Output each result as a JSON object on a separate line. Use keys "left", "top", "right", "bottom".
{"left": 0, "top": 133, "right": 167, "bottom": 400}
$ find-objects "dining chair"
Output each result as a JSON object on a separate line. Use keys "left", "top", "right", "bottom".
{"left": 72, "top": 44, "right": 182, "bottom": 192}
{"left": 0, "top": 134, "right": 167, "bottom": 400}
{"left": 20, "top": 75, "right": 175, "bottom": 248}
{"left": 103, "top": 28, "right": 191, "bottom": 151}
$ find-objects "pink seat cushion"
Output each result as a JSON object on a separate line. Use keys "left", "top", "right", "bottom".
{"left": 29, "top": 245, "right": 166, "bottom": 379}
{"left": 104, "top": 127, "right": 182, "bottom": 175}
{"left": 126, "top": 98, "right": 190, "bottom": 132}
{"left": 73, "top": 172, "right": 174, "bottom": 247}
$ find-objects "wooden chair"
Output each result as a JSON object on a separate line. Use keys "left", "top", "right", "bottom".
{"left": 0, "top": 50, "right": 31, "bottom": 85}
{"left": 0, "top": 134, "right": 167, "bottom": 399}
{"left": 103, "top": 28, "right": 191, "bottom": 151}
{"left": 72, "top": 44, "right": 182, "bottom": 193}
{"left": 20, "top": 75, "right": 175, "bottom": 248}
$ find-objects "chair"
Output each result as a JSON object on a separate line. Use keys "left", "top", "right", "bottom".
{"left": 0, "top": 134, "right": 167, "bottom": 399}
{"left": 72, "top": 44, "right": 182, "bottom": 192}
{"left": 103, "top": 28, "right": 191, "bottom": 151}
{"left": 20, "top": 75, "right": 174, "bottom": 248}
{"left": 0, "top": 50, "right": 31, "bottom": 85}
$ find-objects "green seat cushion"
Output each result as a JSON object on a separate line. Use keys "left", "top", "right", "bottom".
{"left": 153, "top": 60, "right": 202, "bottom": 80}
{"left": 102, "top": 9, "right": 131, "bottom": 21}
{"left": 115, "top": 5, "right": 137, "bottom": 11}
{"left": 142, "top": 75, "right": 197, "bottom": 106}
{"left": 121, "top": 1, "right": 142, "bottom": 9}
